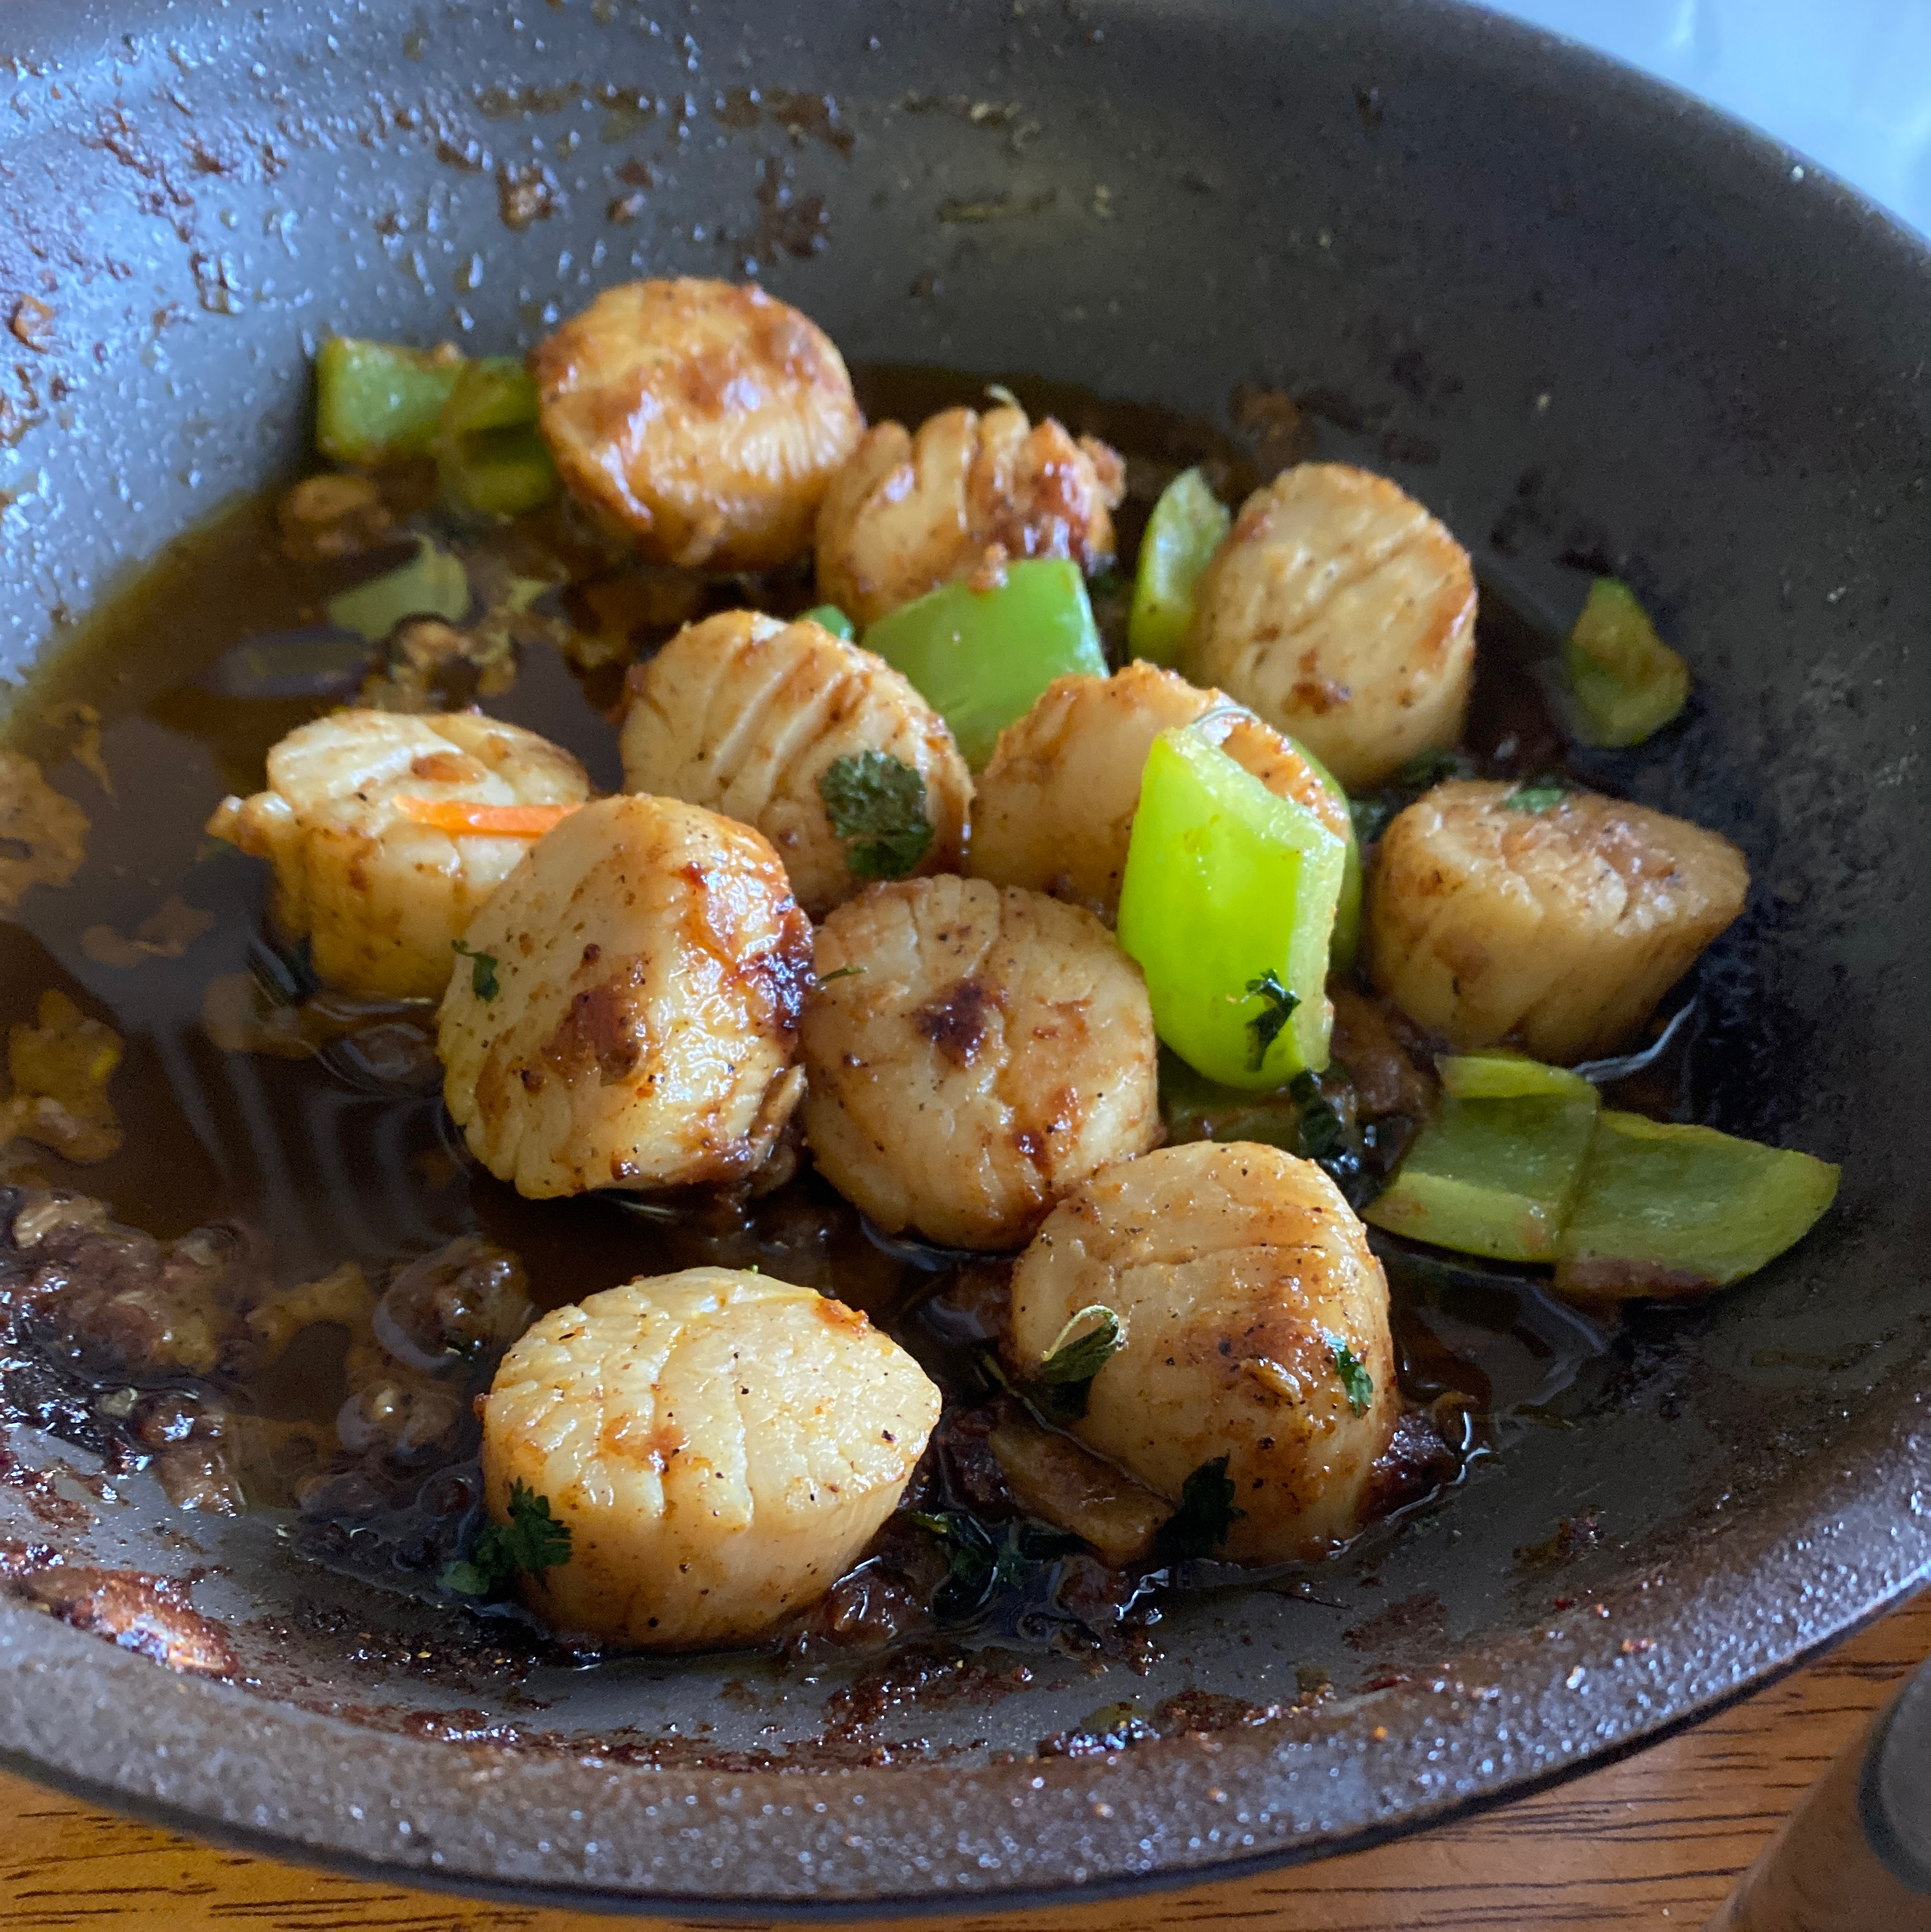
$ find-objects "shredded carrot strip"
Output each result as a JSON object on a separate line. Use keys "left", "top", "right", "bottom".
{"left": 392, "top": 796, "right": 580, "bottom": 837}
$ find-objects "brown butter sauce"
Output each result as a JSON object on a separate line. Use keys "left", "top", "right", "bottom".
{"left": 0, "top": 365, "right": 1616, "bottom": 1650}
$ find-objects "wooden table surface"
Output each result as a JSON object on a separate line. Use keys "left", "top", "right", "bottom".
{"left": 1, "top": 1587, "right": 1924, "bottom": 1931}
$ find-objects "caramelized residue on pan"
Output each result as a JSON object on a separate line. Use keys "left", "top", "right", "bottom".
{"left": 0, "top": 368, "right": 1655, "bottom": 1751}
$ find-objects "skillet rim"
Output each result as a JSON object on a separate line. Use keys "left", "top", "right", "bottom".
{"left": 0, "top": 1393, "right": 1923, "bottom": 1913}
{"left": 0, "top": 0, "right": 1927, "bottom": 1910}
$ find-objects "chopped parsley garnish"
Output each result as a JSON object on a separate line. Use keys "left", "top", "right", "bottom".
{"left": 909, "top": 1507, "right": 999, "bottom": 1617}
{"left": 996, "top": 1306, "right": 1123, "bottom": 1420}
{"left": 1037, "top": 1305, "right": 1122, "bottom": 1385}
{"left": 908, "top": 1507, "right": 980, "bottom": 1549}
{"left": 1353, "top": 749, "right": 1481, "bottom": 845}
{"left": 452, "top": 938, "right": 499, "bottom": 1000}
{"left": 1326, "top": 1333, "right": 1375, "bottom": 1417}
{"left": 1243, "top": 969, "right": 1300, "bottom": 1072}
{"left": 1290, "top": 1072, "right": 1350, "bottom": 1167}
{"left": 1151, "top": 1454, "right": 1243, "bottom": 1564}
{"left": 1503, "top": 780, "right": 1570, "bottom": 814}
{"left": 977, "top": 1338, "right": 1089, "bottom": 1423}
{"left": 1008, "top": 1521, "right": 1084, "bottom": 1566}
{"left": 818, "top": 751, "right": 934, "bottom": 879}
{"left": 1289, "top": 1070, "right": 1372, "bottom": 1205}
{"left": 1349, "top": 795, "right": 1399, "bottom": 846}
{"left": 909, "top": 1509, "right": 1080, "bottom": 1618}
{"left": 975, "top": 1346, "right": 1017, "bottom": 1397}
{"left": 440, "top": 1479, "right": 571, "bottom": 1597}
{"left": 1395, "top": 747, "right": 1478, "bottom": 788}
{"left": 818, "top": 964, "right": 866, "bottom": 983}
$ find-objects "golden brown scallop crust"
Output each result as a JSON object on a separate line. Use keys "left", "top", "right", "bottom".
{"left": 481, "top": 1268, "right": 940, "bottom": 1648}
{"left": 1006, "top": 1141, "right": 1400, "bottom": 1563}
{"left": 1183, "top": 462, "right": 1476, "bottom": 790}
{"left": 969, "top": 663, "right": 1349, "bottom": 915}
{"left": 206, "top": 710, "right": 590, "bottom": 1000}
{"left": 437, "top": 795, "right": 814, "bottom": 1198}
{"left": 799, "top": 876, "right": 1161, "bottom": 1249}
{"left": 619, "top": 610, "right": 971, "bottom": 917}
{"left": 533, "top": 277, "right": 863, "bottom": 570}
{"left": 814, "top": 404, "right": 1126, "bottom": 627}
{"left": 1365, "top": 779, "right": 1750, "bottom": 1061}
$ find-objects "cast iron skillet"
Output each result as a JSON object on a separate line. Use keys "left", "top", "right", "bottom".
{"left": 0, "top": 0, "right": 1926, "bottom": 1912}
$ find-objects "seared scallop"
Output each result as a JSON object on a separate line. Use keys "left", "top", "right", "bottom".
{"left": 619, "top": 609, "right": 971, "bottom": 917}
{"left": 1183, "top": 463, "right": 1476, "bottom": 790}
{"left": 532, "top": 278, "right": 863, "bottom": 570}
{"left": 799, "top": 876, "right": 1161, "bottom": 1249}
{"left": 814, "top": 403, "right": 1125, "bottom": 627}
{"left": 206, "top": 710, "right": 590, "bottom": 1000}
{"left": 1365, "top": 779, "right": 1750, "bottom": 1063}
{"left": 437, "top": 795, "right": 813, "bottom": 1198}
{"left": 969, "top": 662, "right": 1349, "bottom": 915}
{"left": 480, "top": 1268, "right": 940, "bottom": 1648}
{"left": 1006, "top": 1141, "right": 1399, "bottom": 1563}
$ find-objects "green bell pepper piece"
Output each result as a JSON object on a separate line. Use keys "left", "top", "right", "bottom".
{"left": 1156, "top": 1051, "right": 1362, "bottom": 1199}
{"left": 1435, "top": 1051, "right": 1597, "bottom": 1102}
{"left": 436, "top": 358, "right": 559, "bottom": 517}
{"left": 1116, "top": 725, "right": 1347, "bottom": 1088}
{"left": 861, "top": 558, "right": 1107, "bottom": 768}
{"left": 1128, "top": 466, "right": 1231, "bottom": 667}
{"left": 1158, "top": 1049, "right": 1303, "bottom": 1151}
{"left": 1564, "top": 578, "right": 1690, "bottom": 748}
{"left": 801, "top": 604, "right": 856, "bottom": 641}
{"left": 315, "top": 337, "right": 465, "bottom": 466}
{"left": 325, "top": 535, "right": 471, "bottom": 643}
{"left": 1362, "top": 1051, "right": 1600, "bottom": 1262}
{"left": 1554, "top": 1111, "right": 1838, "bottom": 1297}
{"left": 1285, "top": 733, "right": 1361, "bottom": 976}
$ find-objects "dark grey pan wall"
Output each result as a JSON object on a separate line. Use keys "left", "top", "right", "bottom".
{"left": 0, "top": 0, "right": 1925, "bottom": 1912}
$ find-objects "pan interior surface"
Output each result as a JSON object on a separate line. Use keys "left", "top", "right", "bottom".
{"left": 0, "top": 0, "right": 1925, "bottom": 1909}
